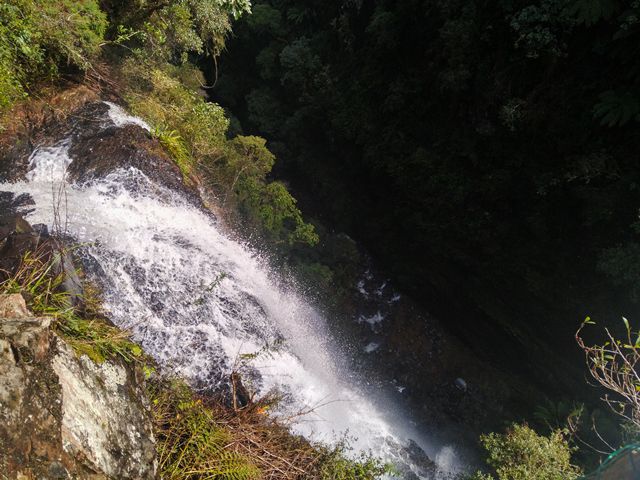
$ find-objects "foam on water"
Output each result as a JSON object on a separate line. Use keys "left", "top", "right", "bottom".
{"left": 0, "top": 105, "right": 464, "bottom": 479}
{"left": 104, "top": 101, "right": 151, "bottom": 131}
{"left": 25, "top": 141, "right": 73, "bottom": 183}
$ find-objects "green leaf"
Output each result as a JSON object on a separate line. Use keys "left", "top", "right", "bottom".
{"left": 131, "top": 344, "right": 143, "bottom": 357}
{"left": 594, "top": 91, "right": 640, "bottom": 127}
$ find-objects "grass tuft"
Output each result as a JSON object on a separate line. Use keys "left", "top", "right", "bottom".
{"left": 0, "top": 246, "right": 142, "bottom": 364}
{"left": 152, "top": 126, "right": 193, "bottom": 181}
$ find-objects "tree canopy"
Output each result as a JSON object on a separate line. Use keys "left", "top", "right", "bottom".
{"left": 212, "top": 0, "right": 640, "bottom": 384}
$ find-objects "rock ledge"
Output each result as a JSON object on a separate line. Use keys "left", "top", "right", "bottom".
{"left": 0, "top": 294, "right": 157, "bottom": 479}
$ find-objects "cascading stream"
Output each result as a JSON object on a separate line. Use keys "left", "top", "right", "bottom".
{"left": 0, "top": 103, "right": 462, "bottom": 479}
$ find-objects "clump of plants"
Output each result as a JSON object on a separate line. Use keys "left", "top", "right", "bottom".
{"left": 0, "top": 246, "right": 142, "bottom": 364}
{"left": 468, "top": 315, "right": 640, "bottom": 479}
{"left": 467, "top": 423, "right": 582, "bottom": 480}
{"left": 0, "top": 0, "right": 107, "bottom": 116}
{"left": 149, "top": 377, "right": 261, "bottom": 480}
{"left": 118, "top": 58, "right": 318, "bottom": 248}
{"left": 151, "top": 126, "right": 193, "bottom": 180}
{"left": 149, "top": 375, "right": 389, "bottom": 480}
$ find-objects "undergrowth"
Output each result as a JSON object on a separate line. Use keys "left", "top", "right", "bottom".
{"left": 0, "top": 246, "right": 142, "bottom": 364}
{"left": 149, "top": 376, "right": 390, "bottom": 480}
{"left": 150, "top": 378, "right": 261, "bottom": 480}
{"left": 0, "top": 0, "right": 107, "bottom": 119}
{"left": 152, "top": 126, "right": 193, "bottom": 181}
{"left": 118, "top": 58, "right": 318, "bottom": 248}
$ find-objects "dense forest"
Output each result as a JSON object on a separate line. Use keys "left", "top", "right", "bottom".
{"left": 213, "top": 0, "right": 640, "bottom": 380}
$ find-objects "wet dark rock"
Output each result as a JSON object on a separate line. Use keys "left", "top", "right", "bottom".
{"left": 48, "top": 461, "right": 70, "bottom": 479}
{"left": 0, "top": 192, "right": 35, "bottom": 218}
{"left": 32, "top": 223, "right": 49, "bottom": 237}
{"left": 0, "top": 213, "right": 41, "bottom": 279}
{"left": 455, "top": 378, "right": 468, "bottom": 392}
{"left": 67, "top": 119, "right": 190, "bottom": 196}
{"left": 0, "top": 134, "right": 34, "bottom": 182}
{"left": 0, "top": 87, "right": 103, "bottom": 183}
{"left": 389, "top": 439, "right": 438, "bottom": 480}
{"left": 230, "top": 371, "right": 252, "bottom": 409}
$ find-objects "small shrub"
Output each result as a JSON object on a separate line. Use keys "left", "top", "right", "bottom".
{"left": 468, "top": 423, "right": 582, "bottom": 480}
{"left": 577, "top": 317, "right": 640, "bottom": 429}
{"left": 238, "top": 179, "right": 319, "bottom": 246}
{"left": 152, "top": 126, "right": 193, "bottom": 180}
{"left": 316, "top": 441, "right": 390, "bottom": 480}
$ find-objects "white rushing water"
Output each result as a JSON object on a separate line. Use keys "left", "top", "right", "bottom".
{"left": 0, "top": 103, "right": 462, "bottom": 479}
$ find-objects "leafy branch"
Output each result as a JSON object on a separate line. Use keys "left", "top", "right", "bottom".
{"left": 576, "top": 316, "right": 640, "bottom": 429}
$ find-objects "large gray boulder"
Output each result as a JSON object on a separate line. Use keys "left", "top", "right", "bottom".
{"left": 0, "top": 294, "right": 157, "bottom": 479}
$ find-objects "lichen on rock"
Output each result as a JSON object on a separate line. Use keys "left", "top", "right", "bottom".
{"left": 52, "top": 340, "right": 157, "bottom": 478}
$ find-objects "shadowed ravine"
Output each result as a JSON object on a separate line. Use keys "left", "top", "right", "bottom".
{"left": 0, "top": 103, "right": 464, "bottom": 479}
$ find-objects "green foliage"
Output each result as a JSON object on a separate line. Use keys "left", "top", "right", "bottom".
{"left": 316, "top": 441, "right": 390, "bottom": 480}
{"left": 123, "top": 60, "right": 230, "bottom": 158}
{"left": 123, "top": 60, "right": 227, "bottom": 182}
{"left": 182, "top": 102, "right": 230, "bottom": 157}
{"left": 0, "top": 0, "right": 107, "bottom": 112}
{"left": 0, "top": 0, "right": 252, "bottom": 116}
{"left": 122, "top": 60, "right": 317, "bottom": 247}
{"left": 239, "top": 179, "right": 319, "bottom": 246}
{"left": 37, "top": 0, "right": 107, "bottom": 67}
{"left": 56, "top": 315, "right": 143, "bottom": 364}
{"left": 220, "top": 0, "right": 253, "bottom": 20}
{"left": 246, "top": 4, "right": 282, "bottom": 34}
{"left": 469, "top": 424, "right": 582, "bottom": 480}
{"left": 124, "top": 62, "right": 212, "bottom": 128}
{"left": 152, "top": 126, "right": 193, "bottom": 180}
{"left": 568, "top": 0, "right": 618, "bottom": 26}
{"left": 295, "top": 261, "right": 335, "bottom": 292}
{"left": 213, "top": 0, "right": 640, "bottom": 395}
{"left": 593, "top": 90, "right": 640, "bottom": 127}
{"left": 107, "top": 0, "right": 250, "bottom": 61}
{"left": 598, "top": 241, "right": 640, "bottom": 300}
{"left": 150, "top": 378, "right": 260, "bottom": 480}
{"left": 228, "top": 135, "right": 275, "bottom": 177}
{"left": 0, "top": 248, "right": 142, "bottom": 364}
{"left": 510, "top": 1, "right": 575, "bottom": 58}
{"left": 279, "top": 38, "right": 323, "bottom": 91}
{"left": 225, "top": 135, "right": 316, "bottom": 245}
{"left": 533, "top": 399, "right": 584, "bottom": 431}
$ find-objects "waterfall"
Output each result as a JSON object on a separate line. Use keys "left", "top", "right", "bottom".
{"left": 0, "top": 103, "right": 462, "bottom": 479}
